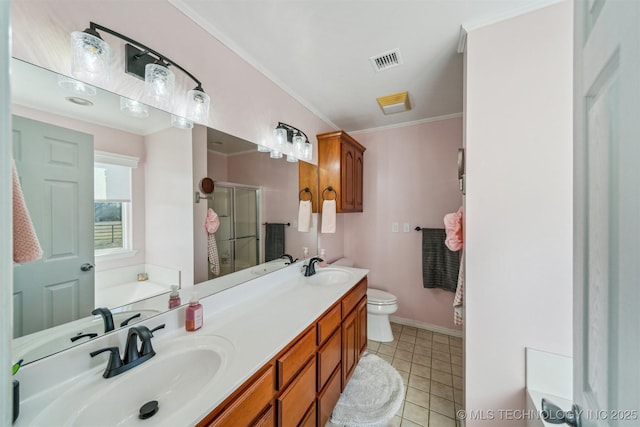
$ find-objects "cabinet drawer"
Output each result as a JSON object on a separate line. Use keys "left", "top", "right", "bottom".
{"left": 317, "top": 328, "right": 341, "bottom": 392}
{"left": 317, "top": 365, "right": 342, "bottom": 427}
{"left": 342, "top": 277, "right": 367, "bottom": 317}
{"left": 276, "top": 327, "right": 315, "bottom": 390}
{"left": 206, "top": 365, "right": 274, "bottom": 427}
{"left": 277, "top": 358, "right": 316, "bottom": 427}
{"left": 317, "top": 303, "right": 341, "bottom": 345}
{"left": 299, "top": 402, "right": 317, "bottom": 427}
{"left": 254, "top": 405, "right": 274, "bottom": 427}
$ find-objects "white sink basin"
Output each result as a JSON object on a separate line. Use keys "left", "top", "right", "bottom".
{"left": 306, "top": 267, "right": 355, "bottom": 286}
{"left": 28, "top": 334, "right": 235, "bottom": 426}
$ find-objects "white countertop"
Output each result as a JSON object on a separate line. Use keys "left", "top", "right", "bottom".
{"left": 13, "top": 263, "right": 369, "bottom": 426}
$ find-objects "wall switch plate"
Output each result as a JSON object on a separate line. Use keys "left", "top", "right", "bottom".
{"left": 392, "top": 222, "right": 399, "bottom": 233}
{"left": 403, "top": 223, "right": 410, "bottom": 232}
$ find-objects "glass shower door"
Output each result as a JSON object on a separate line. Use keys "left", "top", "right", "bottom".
{"left": 209, "top": 185, "right": 259, "bottom": 279}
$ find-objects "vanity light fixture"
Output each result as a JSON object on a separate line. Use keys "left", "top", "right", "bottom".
{"left": 70, "top": 22, "right": 210, "bottom": 125}
{"left": 268, "top": 122, "right": 312, "bottom": 161}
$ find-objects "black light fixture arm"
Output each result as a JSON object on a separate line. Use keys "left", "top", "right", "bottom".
{"left": 277, "top": 122, "right": 309, "bottom": 143}
{"left": 87, "top": 22, "right": 204, "bottom": 91}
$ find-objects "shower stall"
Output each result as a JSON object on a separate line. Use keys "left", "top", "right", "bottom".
{"left": 208, "top": 183, "right": 260, "bottom": 279}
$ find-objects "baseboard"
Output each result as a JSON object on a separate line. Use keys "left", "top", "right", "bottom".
{"left": 389, "top": 316, "right": 463, "bottom": 338}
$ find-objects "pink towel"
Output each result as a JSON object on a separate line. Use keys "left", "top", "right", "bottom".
{"left": 205, "top": 209, "right": 220, "bottom": 275}
{"left": 12, "top": 160, "right": 43, "bottom": 263}
{"left": 205, "top": 208, "right": 220, "bottom": 234}
{"left": 443, "top": 207, "right": 463, "bottom": 252}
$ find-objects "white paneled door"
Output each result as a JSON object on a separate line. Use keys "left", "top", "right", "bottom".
{"left": 12, "top": 116, "right": 94, "bottom": 337}
{"left": 574, "top": 1, "right": 640, "bottom": 426}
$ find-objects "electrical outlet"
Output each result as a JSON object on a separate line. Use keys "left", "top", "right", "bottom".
{"left": 392, "top": 222, "right": 399, "bottom": 233}
{"left": 403, "top": 223, "right": 410, "bottom": 233}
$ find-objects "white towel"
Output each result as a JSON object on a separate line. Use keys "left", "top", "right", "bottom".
{"left": 297, "top": 200, "right": 312, "bottom": 232}
{"left": 321, "top": 200, "right": 336, "bottom": 234}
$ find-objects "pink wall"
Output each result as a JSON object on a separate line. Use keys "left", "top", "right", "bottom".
{"left": 11, "top": 104, "right": 147, "bottom": 272}
{"left": 464, "top": 2, "right": 573, "bottom": 425}
{"left": 343, "top": 117, "right": 463, "bottom": 331}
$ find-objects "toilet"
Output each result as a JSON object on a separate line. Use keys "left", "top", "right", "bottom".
{"left": 366, "top": 288, "right": 398, "bottom": 342}
{"left": 332, "top": 258, "right": 399, "bottom": 343}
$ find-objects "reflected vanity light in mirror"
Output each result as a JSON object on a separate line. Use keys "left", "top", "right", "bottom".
{"left": 10, "top": 58, "right": 318, "bottom": 366}
{"left": 120, "top": 96, "right": 149, "bottom": 118}
{"left": 58, "top": 75, "right": 97, "bottom": 97}
{"left": 171, "top": 114, "right": 194, "bottom": 129}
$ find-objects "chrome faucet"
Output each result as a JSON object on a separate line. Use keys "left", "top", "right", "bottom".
{"left": 92, "top": 307, "right": 115, "bottom": 333}
{"left": 280, "top": 253, "right": 298, "bottom": 264}
{"left": 90, "top": 323, "right": 165, "bottom": 379}
{"left": 303, "top": 257, "right": 324, "bottom": 277}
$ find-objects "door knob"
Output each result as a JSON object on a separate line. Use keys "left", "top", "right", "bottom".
{"left": 541, "top": 398, "right": 582, "bottom": 427}
{"left": 80, "top": 263, "right": 95, "bottom": 272}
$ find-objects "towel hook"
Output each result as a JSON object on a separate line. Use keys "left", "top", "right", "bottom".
{"left": 299, "top": 187, "right": 312, "bottom": 201}
{"left": 322, "top": 186, "right": 337, "bottom": 201}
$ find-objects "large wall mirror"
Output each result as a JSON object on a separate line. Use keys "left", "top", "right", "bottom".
{"left": 11, "top": 58, "right": 318, "bottom": 365}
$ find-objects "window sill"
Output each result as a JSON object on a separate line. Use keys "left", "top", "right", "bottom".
{"left": 95, "top": 249, "right": 138, "bottom": 262}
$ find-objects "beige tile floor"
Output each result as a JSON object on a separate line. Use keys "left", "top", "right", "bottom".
{"left": 328, "top": 322, "right": 464, "bottom": 427}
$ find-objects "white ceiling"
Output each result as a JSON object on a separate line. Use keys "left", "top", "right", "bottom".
{"left": 170, "top": 0, "right": 556, "bottom": 132}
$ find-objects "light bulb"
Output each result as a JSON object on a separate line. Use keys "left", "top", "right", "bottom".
{"left": 185, "top": 88, "right": 210, "bottom": 124}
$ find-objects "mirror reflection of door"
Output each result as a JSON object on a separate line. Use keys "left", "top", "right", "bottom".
{"left": 209, "top": 184, "right": 259, "bottom": 278}
{"left": 12, "top": 116, "right": 95, "bottom": 337}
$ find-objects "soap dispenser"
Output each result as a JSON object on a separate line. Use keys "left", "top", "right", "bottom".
{"left": 168, "top": 285, "right": 181, "bottom": 309}
{"left": 185, "top": 294, "right": 203, "bottom": 331}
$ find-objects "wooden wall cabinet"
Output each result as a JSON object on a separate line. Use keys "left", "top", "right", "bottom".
{"left": 316, "top": 130, "right": 365, "bottom": 213}
{"left": 199, "top": 277, "right": 368, "bottom": 427}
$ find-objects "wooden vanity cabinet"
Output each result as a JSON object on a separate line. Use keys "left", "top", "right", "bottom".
{"left": 341, "top": 277, "right": 368, "bottom": 388}
{"left": 199, "top": 364, "right": 275, "bottom": 427}
{"left": 198, "top": 277, "right": 368, "bottom": 427}
{"left": 317, "top": 130, "right": 365, "bottom": 213}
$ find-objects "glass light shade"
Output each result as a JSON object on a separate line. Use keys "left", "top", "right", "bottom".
{"left": 185, "top": 89, "right": 210, "bottom": 124}
{"left": 120, "top": 97, "right": 149, "bottom": 118}
{"left": 58, "top": 75, "right": 97, "bottom": 97}
{"left": 143, "top": 63, "right": 175, "bottom": 110}
{"left": 71, "top": 31, "right": 111, "bottom": 85}
{"left": 293, "top": 134, "right": 305, "bottom": 158}
{"left": 303, "top": 141, "right": 313, "bottom": 161}
{"left": 286, "top": 155, "right": 298, "bottom": 163}
{"left": 273, "top": 126, "right": 287, "bottom": 151}
{"left": 257, "top": 145, "right": 271, "bottom": 152}
{"left": 171, "top": 114, "right": 194, "bottom": 129}
{"left": 270, "top": 150, "right": 283, "bottom": 159}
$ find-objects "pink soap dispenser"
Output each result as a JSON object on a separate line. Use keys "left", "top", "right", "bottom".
{"left": 168, "top": 285, "right": 181, "bottom": 309}
{"left": 185, "top": 294, "right": 203, "bottom": 331}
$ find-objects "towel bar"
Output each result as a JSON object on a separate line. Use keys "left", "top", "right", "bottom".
{"left": 262, "top": 222, "right": 291, "bottom": 226}
{"left": 299, "top": 187, "right": 312, "bottom": 201}
{"left": 322, "top": 186, "right": 337, "bottom": 201}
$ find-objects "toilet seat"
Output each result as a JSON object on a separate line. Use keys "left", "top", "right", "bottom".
{"left": 367, "top": 288, "right": 397, "bottom": 305}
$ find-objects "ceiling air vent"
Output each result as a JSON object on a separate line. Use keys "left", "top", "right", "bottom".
{"left": 369, "top": 48, "right": 403, "bottom": 72}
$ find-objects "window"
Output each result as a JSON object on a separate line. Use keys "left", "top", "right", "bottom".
{"left": 94, "top": 151, "right": 138, "bottom": 258}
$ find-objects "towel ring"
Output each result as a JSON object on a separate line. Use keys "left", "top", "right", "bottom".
{"left": 299, "top": 187, "right": 312, "bottom": 201}
{"left": 322, "top": 186, "right": 337, "bottom": 201}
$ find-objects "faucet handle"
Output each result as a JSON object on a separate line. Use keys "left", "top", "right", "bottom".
{"left": 90, "top": 347, "right": 123, "bottom": 378}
